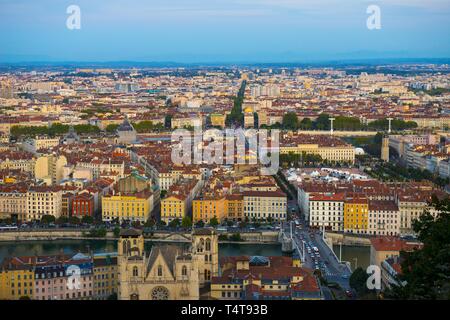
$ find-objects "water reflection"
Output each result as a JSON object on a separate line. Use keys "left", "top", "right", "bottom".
{"left": 0, "top": 240, "right": 282, "bottom": 263}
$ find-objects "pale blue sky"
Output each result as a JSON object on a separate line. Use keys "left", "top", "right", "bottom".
{"left": 0, "top": 0, "right": 449, "bottom": 62}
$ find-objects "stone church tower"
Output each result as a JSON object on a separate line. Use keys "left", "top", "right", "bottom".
{"left": 117, "top": 228, "right": 218, "bottom": 300}
{"left": 192, "top": 228, "right": 219, "bottom": 288}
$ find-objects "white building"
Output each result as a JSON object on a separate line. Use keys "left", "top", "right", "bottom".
{"left": 368, "top": 200, "right": 400, "bottom": 236}
{"left": 309, "top": 193, "right": 345, "bottom": 231}
{"left": 243, "top": 190, "right": 287, "bottom": 222}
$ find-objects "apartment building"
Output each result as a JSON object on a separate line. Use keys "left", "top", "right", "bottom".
{"left": 0, "top": 259, "right": 35, "bottom": 300}
{"left": 93, "top": 255, "right": 118, "bottom": 300}
{"left": 72, "top": 193, "right": 95, "bottom": 218}
{"left": 368, "top": 200, "right": 400, "bottom": 236}
{"left": 0, "top": 151, "right": 35, "bottom": 173}
{"left": 0, "top": 184, "right": 28, "bottom": 220}
{"left": 26, "top": 186, "right": 63, "bottom": 221}
{"left": 343, "top": 196, "right": 369, "bottom": 234}
{"left": 369, "top": 236, "right": 422, "bottom": 269}
{"left": 193, "top": 195, "right": 226, "bottom": 223}
{"left": 243, "top": 190, "right": 287, "bottom": 222}
{"left": 101, "top": 189, "right": 154, "bottom": 223}
{"left": 309, "top": 193, "right": 345, "bottom": 231}
{"left": 22, "top": 136, "right": 60, "bottom": 154}
{"left": 160, "top": 178, "right": 201, "bottom": 223}
{"left": 280, "top": 134, "right": 355, "bottom": 164}
{"left": 224, "top": 194, "right": 244, "bottom": 221}
{"left": 211, "top": 255, "right": 321, "bottom": 300}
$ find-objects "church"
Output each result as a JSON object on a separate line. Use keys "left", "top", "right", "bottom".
{"left": 118, "top": 228, "right": 218, "bottom": 300}
{"left": 116, "top": 116, "right": 137, "bottom": 145}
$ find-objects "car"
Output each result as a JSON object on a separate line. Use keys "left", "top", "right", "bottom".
{"left": 345, "top": 290, "right": 353, "bottom": 298}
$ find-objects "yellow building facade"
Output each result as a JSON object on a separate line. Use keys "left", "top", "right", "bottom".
{"left": 160, "top": 195, "right": 186, "bottom": 223}
{"left": 102, "top": 192, "right": 153, "bottom": 223}
{"left": 280, "top": 143, "right": 355, "bottom": 164}
{"left": 192, "top": 197, "right": 225, "bottom": 223}
{"left": 0, "top": 268, "right": 35, "bottom": 300}
{"left": 93, "top": 256, "right": 118, "bottom": 300}
{"left": 224, "top": 195, "right": 243, "bottom": 221}
{"left": 343, "top": 198, "right": 369, "bottom": 234}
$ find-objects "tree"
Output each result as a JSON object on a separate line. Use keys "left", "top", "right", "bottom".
{"left": 144, "top": 217, "right": 155, "bottom": 228}
{"left": 107, "top": 293, "right": 118, "bottom": 300}
{"left": 229, "top": 233, "right": 242, "bottom": 241}
{"left": 164, "top": 115, "right": 172, "bottom": 128}
{"left": 168, "top": 218, "right": 180, "bottom": 229}
{"left": 81, "top": 215, "right": 94, "bottom": 224}
{"left": 253, "top": 112, "right": 259, "bottom": 128}
{"left": 349, "top": 267, "right": 370, "bottom": 297}
{"left": 131, "top": 220, "right": 141, "bottom": 228}
{"left": 157, "top": 220, "right": 167, "bottom": 228}
{"left": 55, "top": 216, "right": 69, "bottom": 225}
{"left": 299, "top": 117, "right": 313, "bottom": 130}
{"left": 209, "top": 216, "right": 219, "bottom": 227}
{"left": 87, "top": 227, "right": 107, "bottom": 237}
{"left": 314, "top": 114, "right": 330, "bottom": 130}
{"left": 195, "top": 220, "right": 205, "bottom": 228}
{"left": 69, "top": 216, "right": 80, "bottom": 225}
{"left": 389, "top": 196, "right": 450, "bottom": 300}
{"left": 226, "top": 81, "right": 246, "bottom": 127}
{"left": 181, "top": 216, "right": 192, "bottom": 229}
{"left": 113, "top": 226, "right": 121, "bottom": 237}
{"left": 40, "top": 215, "right": 56, "bottom": 224}
{"left": 105, "top": 124, "right": 119, "bottom": 133}
{"left": 282, "top": 112, "right": 299, "bottom": 130}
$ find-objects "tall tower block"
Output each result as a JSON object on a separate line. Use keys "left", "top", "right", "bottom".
{"left": 381, "top": 136, "right": 389, "bottom": 162}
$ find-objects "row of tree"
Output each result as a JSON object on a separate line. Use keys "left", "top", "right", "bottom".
{"left": 270, "top": 113, "right": 417, "bottom": 132}
{"left": 105, "top": 121, "right": 165, "bottom": 134}
{"left": 225, "top": 80, "right": 247, "bottom": 127}
{"left": 10, "top": 123, "right": 100, "bottom": 137}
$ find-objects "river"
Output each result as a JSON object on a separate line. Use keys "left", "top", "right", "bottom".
{"left": 332, "top": 244, "right": 371, "bottom": 270}
{"left": 0, "top": 240, "right": 369, "bottom": 270}
{"left": 0, "top": 240, "right": 284, "bottom": 263}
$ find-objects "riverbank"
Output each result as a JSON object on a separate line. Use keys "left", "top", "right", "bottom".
{"left": 0, "top": 229, "right": 279, "bottom": 244}
{"left": 325, "top": 231, "right": 372, "bottom": 246}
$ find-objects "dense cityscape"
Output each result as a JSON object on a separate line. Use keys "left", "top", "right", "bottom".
{"left": 0, "top": 0, "right": 449, "bottom": 307}
{"left": 0, "top": 64, "right": 449, "bottom": 301}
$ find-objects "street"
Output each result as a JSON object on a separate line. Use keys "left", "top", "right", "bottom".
{"left": 282, "top": 221, "right": 352, "bottom": 297}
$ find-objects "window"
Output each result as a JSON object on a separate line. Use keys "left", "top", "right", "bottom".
{"left": 132, "top": 266, "right": 139, "bottom": 277}
{"left": 182, "top": 266, "right": 187, "bottom": 277}
{"left": 157, "top": 265, "right": 163, "bottom": 277}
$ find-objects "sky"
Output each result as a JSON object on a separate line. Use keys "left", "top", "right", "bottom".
{"left": 0, "top": 0, "right": 449, "bottom": 63}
